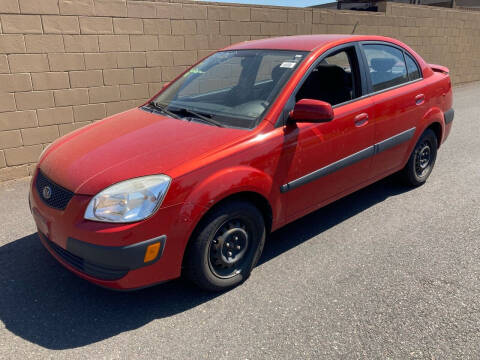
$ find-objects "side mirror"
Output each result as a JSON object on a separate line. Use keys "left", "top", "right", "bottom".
{"left": 289, "top": 99, "right": 334, "bottom": 123}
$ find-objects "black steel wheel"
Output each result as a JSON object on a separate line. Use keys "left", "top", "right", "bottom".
{"left": 401, "top": 129, "right": 438, "bottom": 186}
{"left": 184, "top": 200, "right": 266, "bottom": 292}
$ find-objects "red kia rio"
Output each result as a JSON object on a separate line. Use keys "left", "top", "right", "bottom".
{"left": 29, "top": 35, "right": 454, "bottom": 291}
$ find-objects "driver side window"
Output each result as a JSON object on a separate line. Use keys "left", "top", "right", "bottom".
{"left": 295, "top": 46, "right": 361, "bottom": 106}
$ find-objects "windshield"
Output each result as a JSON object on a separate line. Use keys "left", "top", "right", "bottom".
{"left": 151, "top": 50, "right": 308, "bottom": 129}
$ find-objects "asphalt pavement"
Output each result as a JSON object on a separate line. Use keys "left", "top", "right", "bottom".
{"left": 0, "top": 82, "right": 479, "bottom": 359}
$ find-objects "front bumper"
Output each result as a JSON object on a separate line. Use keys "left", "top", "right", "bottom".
{"left": 39, "top": 232, "right": 166, "bottom": 281}
{"left": 30, "top": 169, "right": 206, "bottom": 290}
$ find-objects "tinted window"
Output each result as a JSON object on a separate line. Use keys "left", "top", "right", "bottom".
{"left": 296, "top": 47, "right": 360, "bottom": 106}
{"left": 363, "top": 44, "right": 408, "bottom": 92}
{"left": 405, "top": 53, "right": 421, "bottom": 81}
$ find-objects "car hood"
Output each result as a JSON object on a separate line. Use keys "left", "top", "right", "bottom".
{"left": 39, "top": 107, "right": 250, "bottom": 195}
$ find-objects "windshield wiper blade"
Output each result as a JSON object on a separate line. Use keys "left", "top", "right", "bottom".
{"left": 174, "top": 107, "right": 225, "bottom": 128}
{"left": 148, "top": 102, "right": 182, "bottom": 120}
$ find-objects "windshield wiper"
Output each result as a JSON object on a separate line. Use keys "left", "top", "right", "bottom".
{"left": 171, "top": 107, "right": 225, "bottom": 128}
{"left": 147, "top": 102, "right": 182, "bottom": 120}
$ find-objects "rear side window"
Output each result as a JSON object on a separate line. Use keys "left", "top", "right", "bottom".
{"left": 405, "top": 53, "right": 421, "bottom": 81}
{"left": 363, "top": 44, "right": 408, "bottom": 92}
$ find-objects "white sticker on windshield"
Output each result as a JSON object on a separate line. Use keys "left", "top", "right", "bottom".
{"left": 280, "top": 61, "right": 297, "bottom": 68}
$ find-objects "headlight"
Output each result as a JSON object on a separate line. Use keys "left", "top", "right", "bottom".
{"left": 84, "top": 175, "right": 171, "bottom": 223}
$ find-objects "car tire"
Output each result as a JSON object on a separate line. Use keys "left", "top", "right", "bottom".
{"left": 401, "top": 129, "right": 438, "bottom": 187}
{"left": 184, "top": 200, "right": 266, "bottom": 292}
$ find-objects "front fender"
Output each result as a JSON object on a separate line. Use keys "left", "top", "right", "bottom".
{"left": 184, "top": 165, "right": 274, "bottom": 210}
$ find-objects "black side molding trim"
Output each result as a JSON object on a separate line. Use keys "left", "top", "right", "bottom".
{"left": 444, "top": 108, "right": 454, "bottom": 125}
{"left": 281, "top": 146, "right": 375, "bottom": 193}
{"left": 374, "top": 127, "right": 416, "bottom": 154}
{"left": 281, "top": 127, "right": 416, "bottom": 193}
{"left": 67, "top": 235, "right": 166, "bottom": 270}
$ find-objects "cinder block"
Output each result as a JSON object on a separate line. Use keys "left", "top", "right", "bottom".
{"left": 251, "top": 8, "right": 286, "bottom": 22}
{"left": 0, "top": 94, "right": 16, "bottom": 112}
{"left": 2, "top": 0, "right": 20, "bottom": 14}
{"left": 182, "top": 5, "right": 207, "bottom": 20}
{"left": 146, "top": 51, "right": 174, "bottom": 67}
{"left": 119, "top": 83, "right": 149, "bottom": 100}
{"left": 59, "top": 0, "right": 94, "bottom": 16}
{"left": 8, "top": 54, "right": 49, "bottom": 73}
{"left": 21, "top": 125, "right": 59, "bottom": 145}
{"left": 88, "top": 85, "right": 120, "bottom": 103}
{"left": 15, "top": 91, "right": 54, "bottom": 111}
{"left": 156, "top": 3, "right": 182, "bottom": 20}
{"left": 1, "top": 14, "right": 42, "bottom": 34}
{"left": 48, "top": 53, "right": 85, "bottom": 71}
{"left": 130, "top": 35, "right": 158, "bottom": 51}
{"left": 105, "top": 99, "right": 138, "bottom": 116}
{"left": 196, "top": 20, "right": 219, "bottom": 34}
{"left": 19, "top": 0, "right": 59, "bottom": 14}
{"left": 79, "top": 16, "right": 113, "bottom": 34}
{"left": 99, "top": 35, "right": 130, "bottom": 52}
{"left": 31, "top": 72, "right": 70, "bottom": 90}
{"left": 53, "top": 88, "right": 89, "bottom": 106}
{"left": 95, "top": 0, "right": 127, "bottom": 17}
{"left": 0, "top": 165, "right": 31, "bottom": 181}
{"left": 0, "top": 34, "right": 26, "bottom": 53}
{"left": 0, "top": 130, "right": 23, "bottom": 150}
{"left": 208, "top": 34, "right": 230, "bottom": 49}
{"left": 185, "top": 35, "right": 209, "bottom": 50}
{"left": 42, "top": 15, "right": 80, "bottom": 34}
{"left": 5, "top": 144, "right": 43, "bottom": 165}
{"left": 148, "top": 82, "right": 162, "bottom": 97}
{"left": 64, "top": 35, "right": 99, "bottom": 52}
{"left": 173, "top": 50, "right": 196, "bottom": 66}
{"left": 0, "top": 110, "right": 37, "bottom": 131}
{"left": 25, "top": 35, "right": 65, "bottom": 53}
{"left": 134, "top": 67, "right": 162, "bottom": 84}
{"left": 230, "top": 7, "right": 250, "bottom": 21}
{"left": 208, "top": 6, "right": 230, "bottom": 21}
{"left": 113, "top": 18, "right": 143, "bottom": 34}
{"left": 73, "top": 103, "right": 106, "bottom": 122}
{"left": 0, "top": 56, "right": 11, "bottom": 74}
{"left": 171, "top": 20, "right": 196, "bottom": 35}
{"left": 69, "top": 70, "right": 103, "bottom": 87}
{"left": 103, "top": 68, "right": 133, "bottom": 85}
{"left": 58, "top": 121, "right": 91, "bottom": 136}
{"left": 288, "top": 9, "right": 305, "bottom": 23}
{"left": 127, "top": 1, "right": 156, "bottom": 18}
{"left": 0, "top": 74, "right": 32, "bottom": 92}
{"left": 161, "top": 66, "right": 187, "bottom": 82}
{"left": 157, "top": 35, "right": 184, "bottom": 50}
{"left": 117, "top": 52, "right": 146, "bottom": 68}
{"left": 220, "top": 21, "right": 260, "bottom": 36}
{"left": 37, "top": 106, "right": 74, "bottom": 126}
{"left": 85, "top": 52, "right": 117, "bottom": 69}
{"left": 0, "top": 152, "right": 5, "bottom": 169}
{"left": 143, "top": 19, "right": 171, "bottom": 35}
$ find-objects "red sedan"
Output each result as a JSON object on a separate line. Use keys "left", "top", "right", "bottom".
{"left": 29, "top": 35, "right": 454, "bottom": 291}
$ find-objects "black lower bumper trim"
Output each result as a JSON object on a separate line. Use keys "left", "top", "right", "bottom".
{"left": 444, "top": 108, "right": 454, "bottom": 125}
{"left": 40, "top": 233, "right": 166, "bottom": 281}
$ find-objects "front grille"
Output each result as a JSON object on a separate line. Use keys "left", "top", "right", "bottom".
{"left": 35, "top": 170, "right": 74, "bottom": 210}
{"left": 41, "top": 234, "right": 128, "bottom": 281}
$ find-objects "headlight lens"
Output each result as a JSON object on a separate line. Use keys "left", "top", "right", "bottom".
{"left": 84, "top": 175, "right": 171, "bottom": 223}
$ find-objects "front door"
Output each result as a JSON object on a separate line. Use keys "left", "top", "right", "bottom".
{"left": 282, "top": 44, "right": 376, "bottom": 221}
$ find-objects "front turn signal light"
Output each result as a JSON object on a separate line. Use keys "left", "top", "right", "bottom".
{"left": 144, "top": 242, "right": 161, "bottom": 263}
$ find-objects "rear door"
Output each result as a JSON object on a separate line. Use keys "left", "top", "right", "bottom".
{"left": 360, "top": 42, "right": 426, "bottom": 177}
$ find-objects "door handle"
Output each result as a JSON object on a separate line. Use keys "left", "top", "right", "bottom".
{"left": 354, "top": 113, "right": 369, "bottom": 127}
{"left": 415, "top": 94, "right": 425, "bottom": 105}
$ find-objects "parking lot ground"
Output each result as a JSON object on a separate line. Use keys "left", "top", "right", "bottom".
{"left": 0, "top": 82, "right": 479, "bottom": 359}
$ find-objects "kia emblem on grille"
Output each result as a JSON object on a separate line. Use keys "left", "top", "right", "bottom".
{"left": 42, "top": 186, "right": 52, "bottom": 200}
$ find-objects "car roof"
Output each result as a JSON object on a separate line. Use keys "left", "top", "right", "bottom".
{"left": 224, "top": 34, "right": 394, "bottom": 52}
